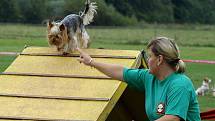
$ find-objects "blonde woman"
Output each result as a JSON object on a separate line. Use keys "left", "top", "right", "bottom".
{"left": 77, "top": 37, "right": 200, "bottom": 121}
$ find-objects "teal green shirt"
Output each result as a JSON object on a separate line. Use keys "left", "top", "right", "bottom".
{"left": 123, "top": 68, "right": 200, "bottom": 121}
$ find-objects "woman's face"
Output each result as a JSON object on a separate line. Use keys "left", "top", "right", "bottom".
{"left": 147, "top": 49, "right": 159, "bottom": 75}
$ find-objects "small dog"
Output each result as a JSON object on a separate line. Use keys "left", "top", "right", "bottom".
{"left": 196, "top": 77, "right": 212, "bottom": 96}
{"left": 47, "top": 0, "right": 97, "bottom": 54}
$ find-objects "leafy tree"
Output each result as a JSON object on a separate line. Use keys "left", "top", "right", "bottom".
{"left": 0, "top": 0, "right": 20, "bottom": 22}
{"left": 17, "top": 0, "right": 49, "bottom": 24}
{"left": 171, "top": 0, "right": 206, "bottom": 24}
{"left": 64, "top": 0, "right": 138, "bottom": 26}
{"left": 2, "top": 0, "right": 215, "bottom": 25}
{"left": 198, "top": 0, "right": 215, "bottom": 24}
{"left": 46, "top": 0, "right": 65, "bottom": 20}
{"left": 105, "top": 0, "right": 134, "bottom": 17}
{"left": 106, "top": 0, "right": 174, "bottom": 23}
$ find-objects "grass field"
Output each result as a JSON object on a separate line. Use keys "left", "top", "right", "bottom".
{"left": 0, "top": 23, "right": 215, "bottom": 113}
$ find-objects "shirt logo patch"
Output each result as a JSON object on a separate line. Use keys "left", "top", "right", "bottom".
{"left": 156, "top": 102, "right": 165, "bottom": 115}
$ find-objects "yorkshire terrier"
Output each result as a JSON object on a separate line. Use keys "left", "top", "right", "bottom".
{"left": 47, "top": 0, "right": 97, "bottom": 54}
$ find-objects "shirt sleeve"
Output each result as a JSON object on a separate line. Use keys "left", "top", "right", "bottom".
{"left": 123, "top": 68, "right": 149, "bottom": 91}
{"left": 165, "top": 86, "right": 191, "bottom": 120}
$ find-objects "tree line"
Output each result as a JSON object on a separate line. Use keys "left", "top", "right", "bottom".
{"left": 1, "top": 0, "right": 215, "bottom": 26}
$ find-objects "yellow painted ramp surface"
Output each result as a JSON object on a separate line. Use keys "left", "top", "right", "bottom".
{"left": 0, "top": 47, "right": 140, "bottom": 121}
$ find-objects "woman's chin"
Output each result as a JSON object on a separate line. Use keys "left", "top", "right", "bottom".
{"left": 149, "top": 70, "right": 153, "bottom": 74}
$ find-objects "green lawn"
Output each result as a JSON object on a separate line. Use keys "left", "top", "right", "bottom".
{"left": 0, "top": 24, "right": 215, "bottom": 112}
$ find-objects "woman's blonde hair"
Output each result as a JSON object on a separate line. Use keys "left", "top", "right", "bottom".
{"left": 147, "top": 37, "right": 186, "bottom": 73}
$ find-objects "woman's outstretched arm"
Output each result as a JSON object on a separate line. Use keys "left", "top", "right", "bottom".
{"left": 76, "top": 48, "right": 124, "bottom": 81}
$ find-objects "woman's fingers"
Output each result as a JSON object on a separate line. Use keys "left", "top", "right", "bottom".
{"left": 76, "top": 48, "right": 92, "bottom": 65}
{"left": 76, "top": 48, "right": 85, "bottom": 60}
{"left": 77, "top": 58, "right": 84, "bottom": 63}
{"left": 76, "top": 48, "right": 87, "bottom": 58}
{"left": 76, "top": 48, "right": 84, "bottom": 55}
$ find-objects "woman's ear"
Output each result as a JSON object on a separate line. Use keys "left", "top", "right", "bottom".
{"left": 157, "top": 55, "right": 164, "bottom": 66}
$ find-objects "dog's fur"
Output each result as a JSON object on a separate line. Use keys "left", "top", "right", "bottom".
{"left": 47, "top": 0, "right": 97, "bottom": 54}
{"left": 196, "top": 77, "right": 212, "bottom": 96}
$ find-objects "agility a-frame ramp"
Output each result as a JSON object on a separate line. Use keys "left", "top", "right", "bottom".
{"left": 0, "top": 47, "right": 149, "bottom": 121}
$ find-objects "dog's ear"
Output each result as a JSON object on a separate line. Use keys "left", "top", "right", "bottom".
{"left": 59, "top": 24, "right": 66, "bottom": 31}
{"left": 47, "top": 21, "right": 53, "bottom": 28}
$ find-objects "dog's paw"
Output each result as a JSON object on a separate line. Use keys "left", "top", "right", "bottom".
{"left": 62, "top": 52, "right": 70, "bottom": 56}
{"left": 57, "top": 47, "right": 64, "bottom": 52}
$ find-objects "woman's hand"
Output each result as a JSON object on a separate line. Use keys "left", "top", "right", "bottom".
{"left": 76, "top": 48, "right": 93, "bottom": 66}
{"left": 76, "top": 48, "right": 124, "bottom": 81}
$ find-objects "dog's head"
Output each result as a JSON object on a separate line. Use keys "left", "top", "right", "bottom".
{"left": 204, "top": 77, "right": 212, "bottom": 83}
{"left": 47, "top": 21, "right": 68, "bottom": 51}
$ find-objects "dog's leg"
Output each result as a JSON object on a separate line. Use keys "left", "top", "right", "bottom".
{"left": 68, "top": 37, "right": 78, "bottom": 52}
{"left": 202, "top": 90, "right": 205, "bottom": 96}
{"left": 74, "top": 34, "right": 80, "bottom": 48}
{"left": 62, "top": 43, "right": 70, "bottom": 55}
{"left": 76, "top": 28, "right": 85, "bottom": 49}
{"left": 66, "top": 31, "right": 78, "bottom": 52}
{"left": 74, "top": 33, "right": 79, "bottom": 51}
{"left": 77, "top": 32, "right": 83, "bottom": 48}
{"left": 81, "top": 29, "right": 90, "bottom": 48}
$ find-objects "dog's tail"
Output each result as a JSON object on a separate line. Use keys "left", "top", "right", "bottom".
{"left": 80, "top": 0, "right": 97, "bottom": 25}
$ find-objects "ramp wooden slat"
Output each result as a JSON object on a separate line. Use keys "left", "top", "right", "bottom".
{"left": 5, "top": 56, "right": 134, "bottom": 76}
{"left": 0, "top": 47, "right": 140, "bottom": 121}
{"left": 0, "top": 75, "right": 119, "bottom": 100}
{"left": 0, "top": 96, "right": 107, "bottom": 121}
{"left": 21, "top": 46, "right": 139, "bottom": 58}
{"left": 0, "top": 119, "right": 33, "bottom": 121}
